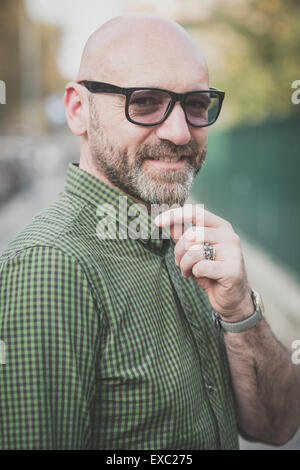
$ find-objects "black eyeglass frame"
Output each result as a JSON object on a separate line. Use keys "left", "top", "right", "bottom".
{"left": 77, "top": 80, "right": 225, "bottom": 128}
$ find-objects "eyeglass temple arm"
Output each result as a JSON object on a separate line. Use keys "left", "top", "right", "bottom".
{"left": 209, "top": 87, "right": 225, "bottom": 98}
{"left": 77, "top": 80, "right": 125, "bottom": 94}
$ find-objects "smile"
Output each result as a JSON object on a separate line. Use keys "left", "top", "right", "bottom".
{"left": 145, "top": 155, "right": 187, "bottom": 169}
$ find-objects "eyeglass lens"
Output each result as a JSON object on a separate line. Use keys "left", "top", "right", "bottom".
{"left": 128, "top": 89, "right": 220, "bottom": 126}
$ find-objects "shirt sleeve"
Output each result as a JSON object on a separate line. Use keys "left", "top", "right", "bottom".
{"left": 0, "top": 246, "right": 101, "bottom": 449}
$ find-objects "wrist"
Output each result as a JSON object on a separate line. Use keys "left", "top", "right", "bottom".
{"left": 213, "top": 288, "right": 264, "bottom": 334}
{"left": 218, "top": 289, "right": 254, "bottom": 323}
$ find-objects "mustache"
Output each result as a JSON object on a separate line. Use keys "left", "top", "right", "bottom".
{"left": 135, "top": 141, "right": 202, "bottom": 161}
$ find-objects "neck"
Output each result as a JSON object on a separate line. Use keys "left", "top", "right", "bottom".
{"left": 79, "top": 153, "right": 152, "bottom": 213}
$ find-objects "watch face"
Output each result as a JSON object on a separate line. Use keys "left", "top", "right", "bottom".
{"left": 260, "top": 295, "right": 265, "bottom": 315}
{"left": 251, "top": 289, "right": 264, "bottom": 315}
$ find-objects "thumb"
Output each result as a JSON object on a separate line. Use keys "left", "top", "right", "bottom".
{"left": 192, "top": 275, "right": 212, "bottom": 291}
{"left": 168, "top": 222, "right": 187, "bottom": 243}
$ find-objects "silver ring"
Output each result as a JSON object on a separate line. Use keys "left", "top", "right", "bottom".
{"left": 203, "top": 242, "right": 216, "bottom": 261}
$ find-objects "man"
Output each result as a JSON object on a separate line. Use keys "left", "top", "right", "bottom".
{"left": 0, "top": 13, "right": 299, "bottom": 450}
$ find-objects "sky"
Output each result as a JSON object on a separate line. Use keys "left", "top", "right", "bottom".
{"left": 24, "top": 0, "right": 216, "bottom": 80}
{"left": 25, "top": 0, "right": 123, "bottom": 79}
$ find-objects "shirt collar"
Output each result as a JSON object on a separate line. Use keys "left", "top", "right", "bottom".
{"left": 64, "top": 163, "right": 171, "bottom": 254}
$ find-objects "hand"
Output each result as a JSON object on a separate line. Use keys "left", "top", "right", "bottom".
{"left": 155, "top": 205, "right": 254, "bottom": 322}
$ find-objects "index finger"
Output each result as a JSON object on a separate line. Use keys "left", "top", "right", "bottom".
{"left": 154, "top": 204, "right": 231, "bottom": 230}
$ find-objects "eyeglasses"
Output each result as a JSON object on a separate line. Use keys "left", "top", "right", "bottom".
{"left": 77, "top": 80, "right": 225, "bottom": 128}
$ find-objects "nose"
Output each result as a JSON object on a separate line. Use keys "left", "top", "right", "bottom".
{"left": 155, "top": 102, "right": 192, "bottom": 146}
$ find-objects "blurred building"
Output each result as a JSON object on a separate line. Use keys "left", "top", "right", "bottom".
{"left": 0, "top": 0, "right": 65, "bottom": 135}
{"left": 123, "top": 0, "right": 217, "bottom": 22}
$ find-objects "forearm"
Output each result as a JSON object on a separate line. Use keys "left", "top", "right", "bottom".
{"left": 158, "top": 206, "right": 300, "bottom": 445}
{"left": 225, "top": 317, "right": 300, "bottom": 446}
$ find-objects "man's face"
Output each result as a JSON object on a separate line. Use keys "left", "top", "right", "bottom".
{"left": 85, "top": 25, "right": 209, "bottom": 207}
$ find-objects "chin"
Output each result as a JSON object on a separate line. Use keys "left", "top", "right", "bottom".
{"left": 142, "top": 190, "right": 189, "bottom": 207}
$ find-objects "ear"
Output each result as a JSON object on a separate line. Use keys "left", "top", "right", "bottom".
{"left": 64, "top": 82, "right": 88, "bottom": 136}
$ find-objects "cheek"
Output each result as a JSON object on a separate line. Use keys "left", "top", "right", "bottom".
{"left": 112, "top": 124, "right": 153, "bottom": 155}
{"left": 192, "top": 128, "right": 208, "bottom": 148}
{"left": 104, "top": 103, "right": 152, "bottom": 148}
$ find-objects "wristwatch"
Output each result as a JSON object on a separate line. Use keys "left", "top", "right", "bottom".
{"left": 212, "top": 288, "right": 264, "bottom": 333}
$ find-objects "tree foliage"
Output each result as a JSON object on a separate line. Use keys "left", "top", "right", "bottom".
{"left": 186, "top": 0, "right": 300, "bottom": 125}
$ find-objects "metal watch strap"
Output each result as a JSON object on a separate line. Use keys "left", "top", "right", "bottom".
{"left": 212, "top": 288, "right": 263, "bottom": 333}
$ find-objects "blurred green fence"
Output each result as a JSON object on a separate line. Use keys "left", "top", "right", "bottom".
{"left": 191, "top": 115, "right": 300, "bottom": 277}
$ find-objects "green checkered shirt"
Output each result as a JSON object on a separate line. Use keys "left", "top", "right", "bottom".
{"left": 0, "top": 163, "right": 239, "bottom": 450}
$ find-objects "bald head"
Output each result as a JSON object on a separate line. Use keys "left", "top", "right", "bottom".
{"left": 77, "top": 13, "right": 208, "bottom": 90}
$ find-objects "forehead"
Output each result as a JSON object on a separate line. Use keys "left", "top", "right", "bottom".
{"left": 90, "top": 24, "right": 209, "bottom": 91}
{"left": 97, "top": 53, "right": 208, "bottom": 92}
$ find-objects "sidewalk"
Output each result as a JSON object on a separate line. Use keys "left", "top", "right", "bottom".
{"left": 238, "top": 236, "right": 300, "bottom": 450}
{"left": 241, "top": 235, "right": 300, "bottom": 349}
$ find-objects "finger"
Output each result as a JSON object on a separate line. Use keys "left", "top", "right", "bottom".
{"left": 192, "top": 258, "right": 245, "bottom": 290}
{"left": 154, "top": 204, "right": 233, "bottom": 230}
{"left": 192, "top": 259, "right": 226, "bottom": 280}
{"left": 174, "top": 226, "right": 239, "bottom": 265}
{"left": 174, "top": 226, "right": 204, "bottom": 262}
{"left": 191, "top": 276, "right": 212, "bottom": 291}
{"left": 168, "top": 222, "right": 189, "bottom": 243}
{"left": 178, "top": 242, "right": 240, "bottom": 277}
{"left": 178, "top": 244, "right": 216, "bottom": 277}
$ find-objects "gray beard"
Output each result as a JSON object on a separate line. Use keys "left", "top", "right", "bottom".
{"left": 95, "top": 149, "right": 206, "bottom": 207}
{"left": 88, "top": 100, "right": 206, "bottom": 206}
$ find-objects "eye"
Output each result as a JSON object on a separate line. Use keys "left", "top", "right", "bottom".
{"left": 128, "top": 90, "right": 171, "bottom": 119}
{"left": 131, "top": 97, "right": 160, "bottom": 106}
{"left": 186, "top": 97, "right": 210, "bottom": 110}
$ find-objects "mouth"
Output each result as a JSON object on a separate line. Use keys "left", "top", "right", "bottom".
{"left": 144, "top": 155, "right": 189, "bottom": 169}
